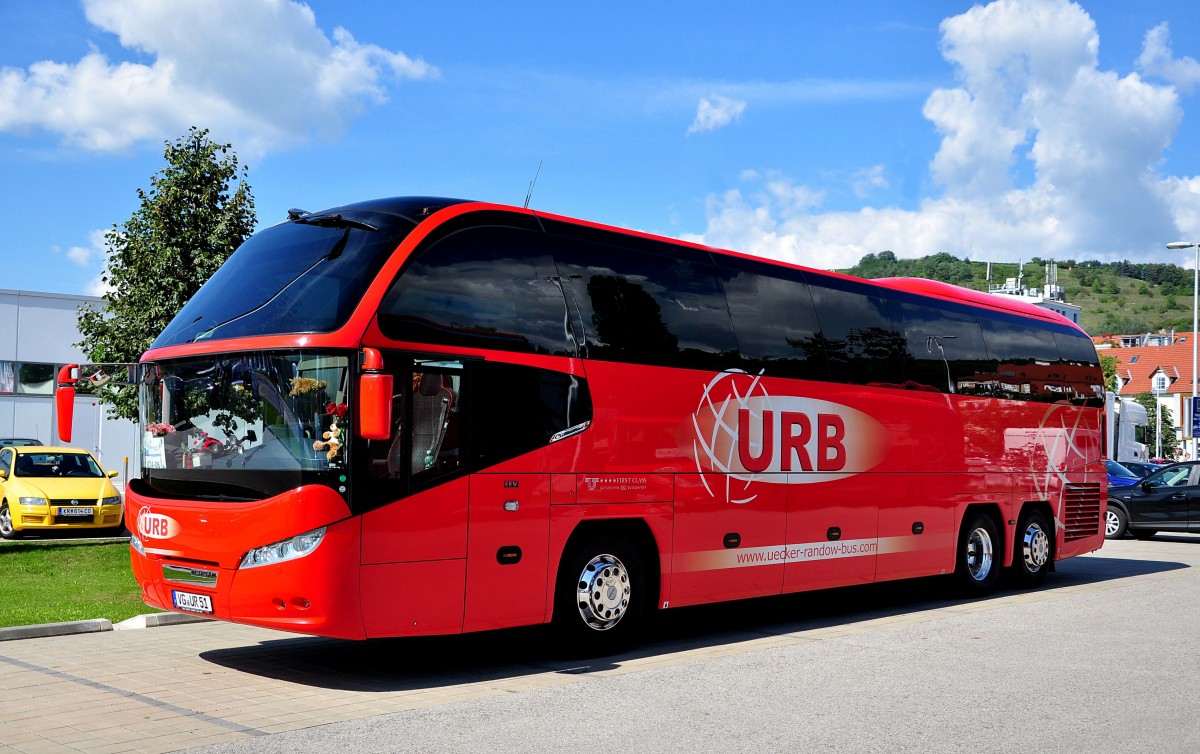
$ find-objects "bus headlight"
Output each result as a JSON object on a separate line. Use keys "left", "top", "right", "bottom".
{"left": 239, "top": 527, "right": 327, "bottom": 569}
{"left": 18, "top": 497, "right": 46, "bottom": 507}
{"left": 130, "top": 533, "right": 145, "bottom": 556}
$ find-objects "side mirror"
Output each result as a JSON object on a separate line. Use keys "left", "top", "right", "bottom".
{"left": 358, "top": 348, "right": 393, "bottom": 441}
{"left": 56, "top": 364, "right": 79, "bottom": 443}
{"left": 1141, "top": 480, "right": 1155, "bottom": 492}
{"left": 107, "top": 470, "right": 119, "bottom": 478}
{"left": 0, "top": 469, "right": 7, "bottom": 480}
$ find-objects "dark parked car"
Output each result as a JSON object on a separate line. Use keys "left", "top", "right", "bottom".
{"left": 1121, "top": 461, "right": 1164, "bottom": 478}
{"left": 1106, "top": 460, "right": 1140, "bottom": 488}
{"left": 1106, "top": 461, "right": 1200, "bottom": 539}
{"left": 0, "top": 438, "right": 41, "bottom": 447}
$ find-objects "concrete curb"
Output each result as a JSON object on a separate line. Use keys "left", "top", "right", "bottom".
{"left": 0, "top": 618, "right": 112, "bottom": 642}
{"left": 0, "top": 612, "right": 209, "bottom": 641}
{"left": 114, "top": 612, "right": 211, "bottom": 630}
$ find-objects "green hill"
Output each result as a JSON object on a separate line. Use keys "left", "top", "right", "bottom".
{"left": 840, "top": 252, "right": 1195, "bottom": 337}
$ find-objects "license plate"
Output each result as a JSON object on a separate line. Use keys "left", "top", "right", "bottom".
{"left": 172, "top": 590, "right": 214, "bottom": 614}
{"left": 58, "top": 507, "right": 95, "bottom": 516}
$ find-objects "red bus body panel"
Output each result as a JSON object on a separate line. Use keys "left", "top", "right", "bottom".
{"left": 129, "top": 485, "right": 367, "bottom": 639}
{"left": 125, "top": 200, "right": 1106, "bottom": 639}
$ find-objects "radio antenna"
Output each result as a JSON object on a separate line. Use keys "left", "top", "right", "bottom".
{"left": 523, "top": 161, "right": 543, "bottom": 209}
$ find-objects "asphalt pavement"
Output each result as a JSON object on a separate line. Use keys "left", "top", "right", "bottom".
{"left": 2, "top": 535, "right": 1198, "bottom": 754}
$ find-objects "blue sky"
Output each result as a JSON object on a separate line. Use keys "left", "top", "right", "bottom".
{"left": 3, "top": 0, "right": 1200, "bottom": 296}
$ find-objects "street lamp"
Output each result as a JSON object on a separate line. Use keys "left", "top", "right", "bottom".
{"left": 1154, "top": 382, "right": 1164, "bottom": 459}
{"left": 1167, "top": 241, "right": 1198, "bottom": 460}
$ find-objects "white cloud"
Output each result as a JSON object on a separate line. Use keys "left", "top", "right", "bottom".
{"left": 64, "top": 229, "right": 108, "bottom": 268}
{"left": 851, "top": 165, "right": 889, "bottom": 198}
{"left": 687, "top": 94, "right": 747, "bottom": 134}
{"left": 1137, "top": 23, "right": 1200, "bottom": 94}
{"left": 686, "top": 0, "right": 1200, "bottom": 268}
{"left": 0, "top": 0, "right": 438, "bottom": 155}
{"left": 53, "top": 229, "right": 113, "bottom": 295}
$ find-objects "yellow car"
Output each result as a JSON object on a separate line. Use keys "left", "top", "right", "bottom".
{"left": 0, "top": 446, "right": 124, "bottom": 540}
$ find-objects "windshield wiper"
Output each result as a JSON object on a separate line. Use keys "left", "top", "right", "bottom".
{"left": 287, "top": 209, "right": 378, "bottom": 232}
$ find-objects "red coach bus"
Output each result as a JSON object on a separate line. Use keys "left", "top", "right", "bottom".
{"left": 57, "top": 197, "right": 1106, "bottom": 650}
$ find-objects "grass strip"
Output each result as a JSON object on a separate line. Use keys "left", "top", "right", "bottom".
{"left": 0, "top": 540, "right": 159, "bottom": 627}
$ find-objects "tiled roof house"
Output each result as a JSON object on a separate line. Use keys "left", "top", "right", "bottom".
{"left": 1098, "top": 333, "right": 1198, "bottom": 458}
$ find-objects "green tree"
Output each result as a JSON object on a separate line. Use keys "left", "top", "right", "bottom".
{"left": 1133, "top": 393, "right": 1180, "bottom": 459}
{"left": 76, "top": 127, "right": 256, "bottom": 420}
{"left": 1100, "top": 353, "right": 1118, "bottom": 392}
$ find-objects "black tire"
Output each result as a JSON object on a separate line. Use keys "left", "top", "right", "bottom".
{"left": 1104, "top": 506, "right": 1128, "bottom": 540}
{"left": 955, "top": 511, "right": 1001, "bottom": 594}
{"left": 553, "top": 535, "right": 648, "bottom": 655}
{"left": 0, "top": 502, "right": 20, "bottom": 541}
{"left": 1011, "top": 509, "right": 1053, "bottom": 587}
{"left": 1131, "top": 529, "right": 1158, "bottom": 540}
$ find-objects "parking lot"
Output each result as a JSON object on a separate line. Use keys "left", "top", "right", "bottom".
{"left": 3, "top": 534, "right": 1199, "bottom": 754}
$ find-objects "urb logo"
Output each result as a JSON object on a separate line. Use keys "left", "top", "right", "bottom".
{"left": 690, "top": 370, "right": 890, "bottom": 503}
{"left": 138, "top": 506, "right": 180, "bottom": 539}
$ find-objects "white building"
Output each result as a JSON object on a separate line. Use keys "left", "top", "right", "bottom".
{"left": 987, "top": 261, "right": 1083, "bottom": 325}
{"left": 0, "top": 289, "right": 138, "bottom": 488}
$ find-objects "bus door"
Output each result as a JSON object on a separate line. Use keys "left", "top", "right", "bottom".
{"left": 670, "top": 476, "right": 786, "bottom": 606}
{"left": 783, "top": 477, "right": 878, "bottom": 592}
{"left": 360, "top": 356, "right": 470, "bottom": 636}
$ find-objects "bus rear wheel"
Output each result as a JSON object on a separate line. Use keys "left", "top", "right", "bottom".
{"left": 1011, "top": 510, "right": 1052, "bottom": 587}
{"left": 554, "top": 535, "right": 646, "bottom": 655}
{"left": 955, "top": 512, "right": 1000, "bottom": 594}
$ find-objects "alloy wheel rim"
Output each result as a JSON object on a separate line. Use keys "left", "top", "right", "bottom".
{"left": 1022, "top": 522, "right": 1050, "bottom": 571}
{"left": 575, "top": 553, "right": 631, "bottom": 631}
{"left": 1105, "top": 510, "right": 1120, "bottom": 537}
{"left": 965, "top": 527, "right": 994, "bottom": 581}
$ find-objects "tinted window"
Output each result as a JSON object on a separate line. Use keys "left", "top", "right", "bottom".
{"left": 716, "top": 258, "right": 829, "bottom": 381}
{"left": 979, "top": 317, "right": 1060, "bottom": 364}
{"left": 894, "top": 302, "right": 994, "bottom": 395}
{"left": 980, "top": 318, "right": 1065, "bottom": 402}
{"left": 378, "top": 226, "right": 576, "bottom": 356}
{"left": 808, "top": 283, "right": 905, "bottom": 387}
{"left": 556, "top": 237, "right": 738, "bottom": 370}
{"left": 1054, "top": 331, "right": 1104, "bottom": 407}
{"left": 1055, "top": 331, "right": 1099, "bottom": 366}
{"left": 469, "top": 361, "right": 593, "bottom": 470}
{"left": 154, "top": 212, "right": 417, "bottom": 347}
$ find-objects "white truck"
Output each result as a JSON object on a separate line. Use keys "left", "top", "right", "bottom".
{"left": 1105, "top": 391, "right": 1149, "bottom": 463}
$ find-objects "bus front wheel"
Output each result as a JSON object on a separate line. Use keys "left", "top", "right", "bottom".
{"left": 955, "top": 512, "right": 1000, "bottom": 594}
{"left": 554, "top": 535, "right": 646, "bottom": 654}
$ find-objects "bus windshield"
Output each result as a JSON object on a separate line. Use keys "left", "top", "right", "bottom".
{"left": 138, "top": 351, "right": 351, "bottom": 501}
{"left": 151, "top": 209, "right": 417, "bottom": 348}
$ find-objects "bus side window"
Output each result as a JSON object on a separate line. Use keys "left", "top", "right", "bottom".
{"left": 554, "top": 238, "right": 738, "bottom": 371}
{"left": 377, "top": 225, "right": 576, "bottom": 357}
{"left": 715, "top": 258, "right": 829, "bottom": 381}
{"left": 808, "top": 284, "right": 906, "bottom": 388}
{"left": 894, "top": 301, "right": 992, "bottom": 395}
{"left": 979, "top": 318, "right": 1064, "bottom": 402}
{"left": 409, "top": 372, "right": 457, "bottom": 476}
{"left": 366, "top": 360, "right": 464, "bottom": 486}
